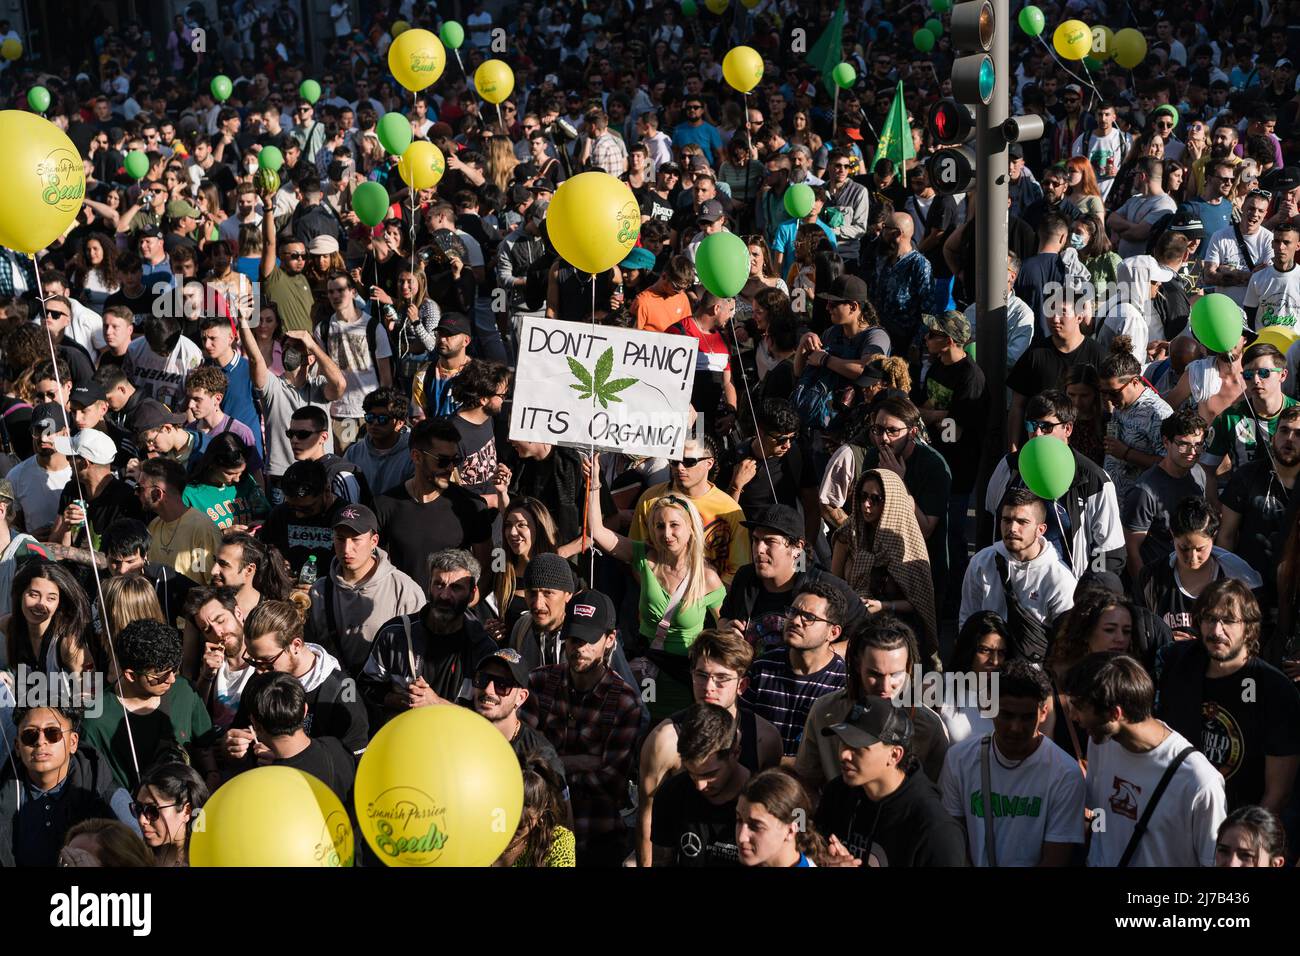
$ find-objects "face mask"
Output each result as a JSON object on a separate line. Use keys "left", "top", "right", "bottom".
{"left": 246, "top": 162, "right": 258, "bottom": 175}
{"left": 282, "top": 346, "right": 305, "bottom": 372}
{"left": 1070, "top": 233, "right": 1087, "bottom": 250}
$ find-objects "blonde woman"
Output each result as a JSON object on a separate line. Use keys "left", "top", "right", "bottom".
{"left": 484, "top": 136, "right": 519, "bottom": 193}
{"left": 584, "top": 454, "right": 724, "bottom": 719}
{"left": 99, "top": 574, "right": 167, "bottom": 683}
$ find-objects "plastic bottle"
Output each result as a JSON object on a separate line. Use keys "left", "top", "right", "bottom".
{"left": 298, "top": 554, "right": 318, "bottom": 587}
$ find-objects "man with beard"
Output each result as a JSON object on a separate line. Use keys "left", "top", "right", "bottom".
{"left": 359, "top": 548, "right": 496, "bottom": 726}
{"left": 472, "top": 647, "right": 567, "bottom": 790}
{"left": 410, "top": 313, "right": 473, "bottom": 421}
{"left": 137, "top": 457, "right": 222, "bottom": 585}
{"left": 1066, "top": 653, "right": 1225, "bottom": 866}
{"left": 257, "top": 459, "right": 337, "bottom": 578}
{"left": 372, "top": 417, "right": 494, "bottom": 585}
{"left": 1155, "top": 580, "right": 1300, "bottom": 812}
{"left": 49, "top": 430, "right": 142, "bottom": 549}
{"left": 186, "top": 586, "right": 254, "bottom": 731}
{"left": 523, "top": 590, "right": 642, "bottom": 866}
{"left": 1244, "top": 221, "right": 1300, "bottom": 333}
{"left": 1192, "top": 121, "right": 1239, "bottom": 196}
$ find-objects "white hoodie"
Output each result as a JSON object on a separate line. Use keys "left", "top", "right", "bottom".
{"left": 960, "top": 540, "right": 1078, "bottom": 629}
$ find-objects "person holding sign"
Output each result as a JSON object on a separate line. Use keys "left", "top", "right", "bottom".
{"left": 585, "top": 454, "right": 726, "bottom": 721}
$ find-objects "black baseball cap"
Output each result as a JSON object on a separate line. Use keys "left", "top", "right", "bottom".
{"left": 561, "top": 590, "right": 617, "bottom": 643}
{"left": 131, "top": 398, "right": 186, "bottom": 433}
{"left": 740, "top": 504, "right": 804, "bottom": 542}
{"left": 136, "top": 224, "right": 164, "bottom": 240}
{"left": 436, "top": 312, "right": 472, "bottom": 337}
{"left": 822, "top": 698, "right": 913, "bottom": 750}
{"left": 30, "top": 402, "right": 69, "bottom": 434}
{"left": 70, "top": 382, "right": 108, "bottom": 407}
{"left": 332, "top": 503, "right": 378, "bottom": 535}
{"left": 818, "top": 274, "right": 869, "bottom": 304}
{"left": 853, "top": 357, "right": 887, "bottom": 388}
{"left": 475, "top": 647, "right": 531, "bottom": 687}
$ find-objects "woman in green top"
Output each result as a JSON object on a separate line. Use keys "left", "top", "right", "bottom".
{"left": 182, "top": 432, "right": 270, "bottom": 531}
{"left": 586, "top": 454, "right": 725, "bottom": 718}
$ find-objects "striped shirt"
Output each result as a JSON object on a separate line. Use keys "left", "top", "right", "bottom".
{"left": 742, "top": 650, "right": 848, "bottom": 757}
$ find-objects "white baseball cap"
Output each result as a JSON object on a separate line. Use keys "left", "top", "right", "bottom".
{"left": 54, "top": 429, "right": 117, "bottom": 465}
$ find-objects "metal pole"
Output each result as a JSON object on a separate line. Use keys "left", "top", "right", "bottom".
{"left": 974, "top": 0, "right": 1009, "bottom": 538}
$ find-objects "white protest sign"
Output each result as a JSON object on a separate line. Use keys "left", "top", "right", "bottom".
{"left": 509, "top": 317, "right": 699, "bottom": 458}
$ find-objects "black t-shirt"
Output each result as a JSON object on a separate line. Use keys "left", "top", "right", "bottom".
{"left": 719, "top": 564, "right": 809, "bottom": 653}
{"left": 1007, "top": 337, "right": 1107, "bottom": 400}
{"left": 814, "top": 770, "right": 968, "bottom": 867}
{"left": 1200, "top": 660, "right": 1300, "bottom": 809}
{"left": 453, "top": 415, "right": 498, "bottom": 491}
{"left": 512, "top": 722, "right": 568, "bottom": 793}
{"left": 58, "top": 342, "right": 96, "bottom": 390}
{"left": 919, "top": 356, "right": 987, "bottom": 493}
{"left": 720, "top": 441, "right": 801, "bottom": 514}
{"left": 640, "top": 190, "right": 676, "bottom": 224}
{"left": 258, "top": 504, "right": 336, "bottom": 578}
{"left": 922, "top": 194, "right": 961, "bottom": 277}
{"left": 1220, "top": 460, "right": 1292, "bottom": 601}
{"left": 57, "top": 475, "right": 145, "bottom": 549}
{"left": 0, "top": 397, "right": 33, "bottom": 461}
{"left": 650, "top": 772, "right": 741, "bottom": 866}
{"left": 372, "top": 483, "right": 494, "bottom": 583}
{"left": 103, "top": 287, "right": 164, "bottom": 327}
{"left": 276, "top": 735, "right": 357, "bottom": 805}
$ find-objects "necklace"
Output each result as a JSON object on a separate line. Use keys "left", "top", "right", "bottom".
{"left": 992, "top": 738, "right": 1029, "bottom": 770}
{"left": 157, "top": 513, "right": 182, "bottom": 552}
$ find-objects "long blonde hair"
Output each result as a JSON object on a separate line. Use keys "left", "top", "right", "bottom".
{"left": 648, "top": 494, "right": 710, "bottom": 609}
{"left": 101, "top": 573, "right": 165, "bottom": 647}
{"left": 485, "top": 137, "right": 519, "bottom": 193}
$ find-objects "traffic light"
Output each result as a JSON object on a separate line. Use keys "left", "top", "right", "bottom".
{"left": 950, "top": 0, "right": 996, "bottom": 107}
{"left": 925, "top": 99, "right": 976, "bottom": 195}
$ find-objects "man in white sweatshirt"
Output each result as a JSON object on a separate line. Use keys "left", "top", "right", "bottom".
{"left": 960, "top": 487, "right": 1078, "bottom": 638}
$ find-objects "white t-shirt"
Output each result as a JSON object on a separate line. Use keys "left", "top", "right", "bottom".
{"left": 329, "top": 2, "right": 351, "bottom": 37}
{"left": 938, "top": 701, "right": 995, "bottom": 746}
{"left": 1084, "top": 724, "right": 1226, "bottom": 867}
{"left": 1243, "top": 263, "right": 1300, "bottom": 331}
{"left": 1203, "top": 224, "right": 1273, "bottom": 306}
{"left": 317, "top": 311, "right": 394, "bottom": 419}
{"left": 6, "top": 456, "right": 71, "bottom": 532}
{"left": 122, "top": 335, "right": 203, "bottom": 411}
{"left": 1072, "top": 128, "right": 1129, "bottom": 200}
{"left": 1115, "top": 194, "right": 1177, "bottom": 259}
{"left": 1097, "top": 300, "right": 1152, "bottom": 365}
{"left": 940, "top": 734, "right": 1086, "bottom": 867}
{"left": 959, "top": 541, "right": 1077, "bottom": 629}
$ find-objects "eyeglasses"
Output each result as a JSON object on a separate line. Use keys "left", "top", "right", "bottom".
{"left": 691, "top": 669, "right": 738, "bottom": 687}
{"left": 1100, "top": 378, "right": 1137, "bottom": 399}
{"left": 19, "top": 726, "right": 67, "bottom": 747}
{"left": 472, "top": 672, "right": 520, "bottom": 692}
{"left": 418, "top": 449, "right": 463, "bottom": 468}
{"left": 786, "top": 606, "right": 836, "bottom": 626}
{"left": 243, "top": 646, "right": 289, "bottom": 669}
{"left": 1243, "top": 368, "right": 1285, "bottom": 381}
{"left": 130, "top": 801, "right": 179, "bottom": 822}
{"left": 285, "top": 428, "right": 322, "bottom": 440}
{"left": 1200, "top": 614, "right": 1243, "bottom": 627}
{"left": 364, "top": 412, "right": 398, "bottom": 425}
{"left": 674, "top": 456, "right": 711, "bottom": 467}
{"left": 1171, "top": 438, "right": 1205, "bottom": 452}
{"left": 869, "top": 424, "right": 908, "bottom": 439}
{"left": 1025, "top": 419, "right": 1065, "bottom": 435}
{"left": 142, "top": 667, "right": 176, "bottom": 686}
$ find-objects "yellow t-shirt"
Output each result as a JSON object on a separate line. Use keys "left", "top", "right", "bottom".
{"left": 629, "top": 482, "right": 750, "bottom": 584}
{"left": 148, "top": 508, "right": 223, "bottom": 584}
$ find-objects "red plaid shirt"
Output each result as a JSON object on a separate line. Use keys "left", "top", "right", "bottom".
{"left": 523, "top": 663, "right": 641, "bottom": 852}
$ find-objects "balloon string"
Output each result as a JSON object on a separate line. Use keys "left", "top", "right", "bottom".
{"left": 589, "top": 275, "right": 597, "bottom": 586}
{"left": 1035, "top": 35, "right": 1101, "bottom": 101}
{"left": 454, "top": 50, "right": 467, "bottom": 76}
{"left": 724, "top": 310, "right": 777, "bottom": 502}
{"left": 411, "top": 88, "right": 417, "bottom": 277}
{"left": 31, "top": 259, "right": 142, "bottom": 788}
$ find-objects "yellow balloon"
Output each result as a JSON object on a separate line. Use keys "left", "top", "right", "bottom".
{"left": 1053, "top": 20, "right": 1093, "bottom": 61}
{"left": 1090, "top": 25, "right": 1115, "bottom": 61}
{"left": 190, "top": 766, "right": 354, "bottom": 867}
{"left": 0, "top": 111, "right": 85, "bottom": 255}
{"left": 1, "top": 39, "right": 20, "bottom": 61}
{"left": 706, "top": 0, "right": 729, "bottom": 12}
{"left": 397, "top": 139, "right": 446, "bottom": 189}
{"left": 1113, "top": 27, "right": 1148, "bottom": 69}
{"left": 722, "top": 46, "right": 764, "bottom": 93}
{"left": 392, "top": 20, "right": 411, "bottom": 36}
{"left": 740, "top": 0, "right": 761, "bottom": 7}
{"left": 474, "top": 59, "right": 515, "bottom": 105}
{"left": 354, "top": 706, "right": 523, "bottom": 867}
{"left": 548, "top": 172, "right": 641, "bottom": 275}
{"left": 1255, "top": 326, "right": 1300, "bottom": 352}
{"left": 388, "top": 28, "right": 446, "bottom": 92}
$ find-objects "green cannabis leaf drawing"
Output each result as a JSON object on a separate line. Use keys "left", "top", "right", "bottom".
{"left": 568, "top": 348, "right": 637, "bottom": 409}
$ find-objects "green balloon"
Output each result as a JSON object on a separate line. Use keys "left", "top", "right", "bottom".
{"left": 210, "top": 74, "right": 233, "bottom": 102}
{"left": 832, "top": 62, "right": 857, "bottom": 89}
{"left": 1018, "top": 436, "right": 1076, "bottom": 501}
{"left": 695, "top": 231, "right": 750, "bottom": 298}
{"left": 124, "top": 150, "right": 149, "bottom": 181}
{"left": 930, "top": 0, "right": 952, "bottom": 11}
{"left": 682, "top": 0, "right": 698, "bottom": 16}
{"left": 352, "top": 181, "right": 390, "bottom": 227}
{"left": 376, "top": 112, "right": 413, "bottom": 156}
{"left": 258, "top": 145, "right": 284, "bottom": 173}
{"left": 925, "top": 17, "right": 943, "bottom": 36}
{"left": 1018, "top": 5, "right": 1045, "bottom": 37}
{"left": 299, "top": 79, "right": 321, "bottom": 104}
{"left": 913, "top": 28, "right": 936, "bottom": 52}
{"left": 27, "top": 85, "right": 49, "bottom": 113}
{"left": 784, "top": 183, "right": 815, "bottom": 219}
{"left": 440, "top": 21, "right": 465, "bottom": 49}
{"left": 1190, "top": 293, "right": 1244, "bottom": 354}
{"left": 1083, "top": 56, "right": 1103, "bottom": 71}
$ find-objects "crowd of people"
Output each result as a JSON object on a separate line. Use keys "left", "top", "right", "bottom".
{"left": 0, "top": 0, "right": 1298, "bottom": 870}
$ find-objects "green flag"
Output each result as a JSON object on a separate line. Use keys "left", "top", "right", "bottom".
{"left": 871, "top": 81, "right": 915, "bottom": 185}
{"left": 806, "top": 0, "right": 846, "bottom": 96}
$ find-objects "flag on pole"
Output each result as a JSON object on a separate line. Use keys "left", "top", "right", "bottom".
{"left": 806, "top": 0, "right": 846, "bottom": 96}
{"left": 871, "top": 81, "right": 915, "bottom": 186}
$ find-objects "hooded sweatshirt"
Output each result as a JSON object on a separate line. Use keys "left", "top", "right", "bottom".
{"left": 342, "top": 431, "right": 414, "bottom": 499}
{"left": 233, "top": 642, "right": 370, "bottom": 755}
{"left": 308, "top": 547, "right": 426, "bottom": 676}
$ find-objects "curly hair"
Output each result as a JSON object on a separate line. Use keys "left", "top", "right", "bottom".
{"left": 1048, "top": 590, "right": 1136, "bottom": 678}
{"left": 1194, "top": 578, "right": 1262, "bottom": 658}
{"left": 118, "top": 619, "right": 183, "bottom": 676}
{"left": 185, "top": 364, "right": 228, "bottom": 397}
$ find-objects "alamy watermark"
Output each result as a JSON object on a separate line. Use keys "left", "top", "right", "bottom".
{"left": 893, "top": 666, "right": 1000, "bottom": 718}
{"left": 6, "top": 665, "right": 105, "bottom": 719}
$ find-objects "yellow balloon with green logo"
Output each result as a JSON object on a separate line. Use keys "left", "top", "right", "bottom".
{"left": 397, "top": 139, "right": 446, "bottom": 190}
{"left": 354, "top": 705, "right": 523, "bottom": 867}
{"left": 548, "top": 172, "right": 641, "bottom": 275}
{"left": 388, "top": 27, "right": 446, "bottom": 92}
{"left": 190, "top": 766, "right": 354, "bottom": 867}
{"left": 475, "top": 59, "right": 515, "bottom": 104}
{"left": 722, "top": 46, "right": 764, "bottom": 93}
{"left": 1053, "top": 20, "right": 1093, "bottom": 60}
{"left": 0, "top": 111, "right": 85, "bottom": 254}
{"left": 1255, "top": 326, "right": 1300, "bottom": 354}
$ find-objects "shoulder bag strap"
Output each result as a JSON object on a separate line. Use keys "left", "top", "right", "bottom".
{"left": 980, "top": 735, "right": 998, "bottom": 868}
{"left": 1050, "top": 676, "right": 1087, "bottom": 774}
{"left": 400, "top": 614, "right": 417, "bottom": 680}
{"left": 1232, "top": 223, "right": 1256, "bottom": 270}
{"left": 1117, "top": 744, "right": 1196, "bottom": 867}
{"left": 650, "top": 572, "right": 691, "bottom": 652}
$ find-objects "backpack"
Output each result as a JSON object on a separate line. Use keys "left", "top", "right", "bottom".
{"left": 315, "top": 304, "right": 385, "bottom": 372}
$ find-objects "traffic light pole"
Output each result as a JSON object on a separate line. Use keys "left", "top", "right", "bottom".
{"left": 974, "top": 0, "right": 1009, "bottom": 541}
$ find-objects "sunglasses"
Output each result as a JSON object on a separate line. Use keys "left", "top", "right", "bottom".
{"left": 20, "top": 726, "right": 68, "bottom": 746}
{"left": 419, "top": 449, "right": 463, "bottom": 467}
{"left": 283, "top": 252, "right": 306, "bottom": 260}
{"left": 130, "top": 801, "right": 179, "bottom": 822}
{"left": 45, "top": 310, "right": 69, "bottom": 320}
{"left": 1100, "top": 379, "right": 1136, "bottom": 399}
{"left": 285, "top": 428, "right": 323, "bottom": 440}
{"left": 364, "top": 412, "right": 398, "bottom": 425}
{"left": 1242, "top": 367, "right": 1285, "bottom": 381}
{"left": 1025, "top": 419, "right": 1065, "bottom": 435}
{"left": 472, "top": 672, "right": 520, "bottom": 692}
{"left": 674, "top": 456, "right": 711, "bottom": 467}
{"left": 1249, "top": 188, "right": 1273, "bottom": 200}
{"left": 860, "top": 491, "right": 885, "bottom": 505}
{"left": 243, "top": 646, "right": 289, "bottom": 669}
